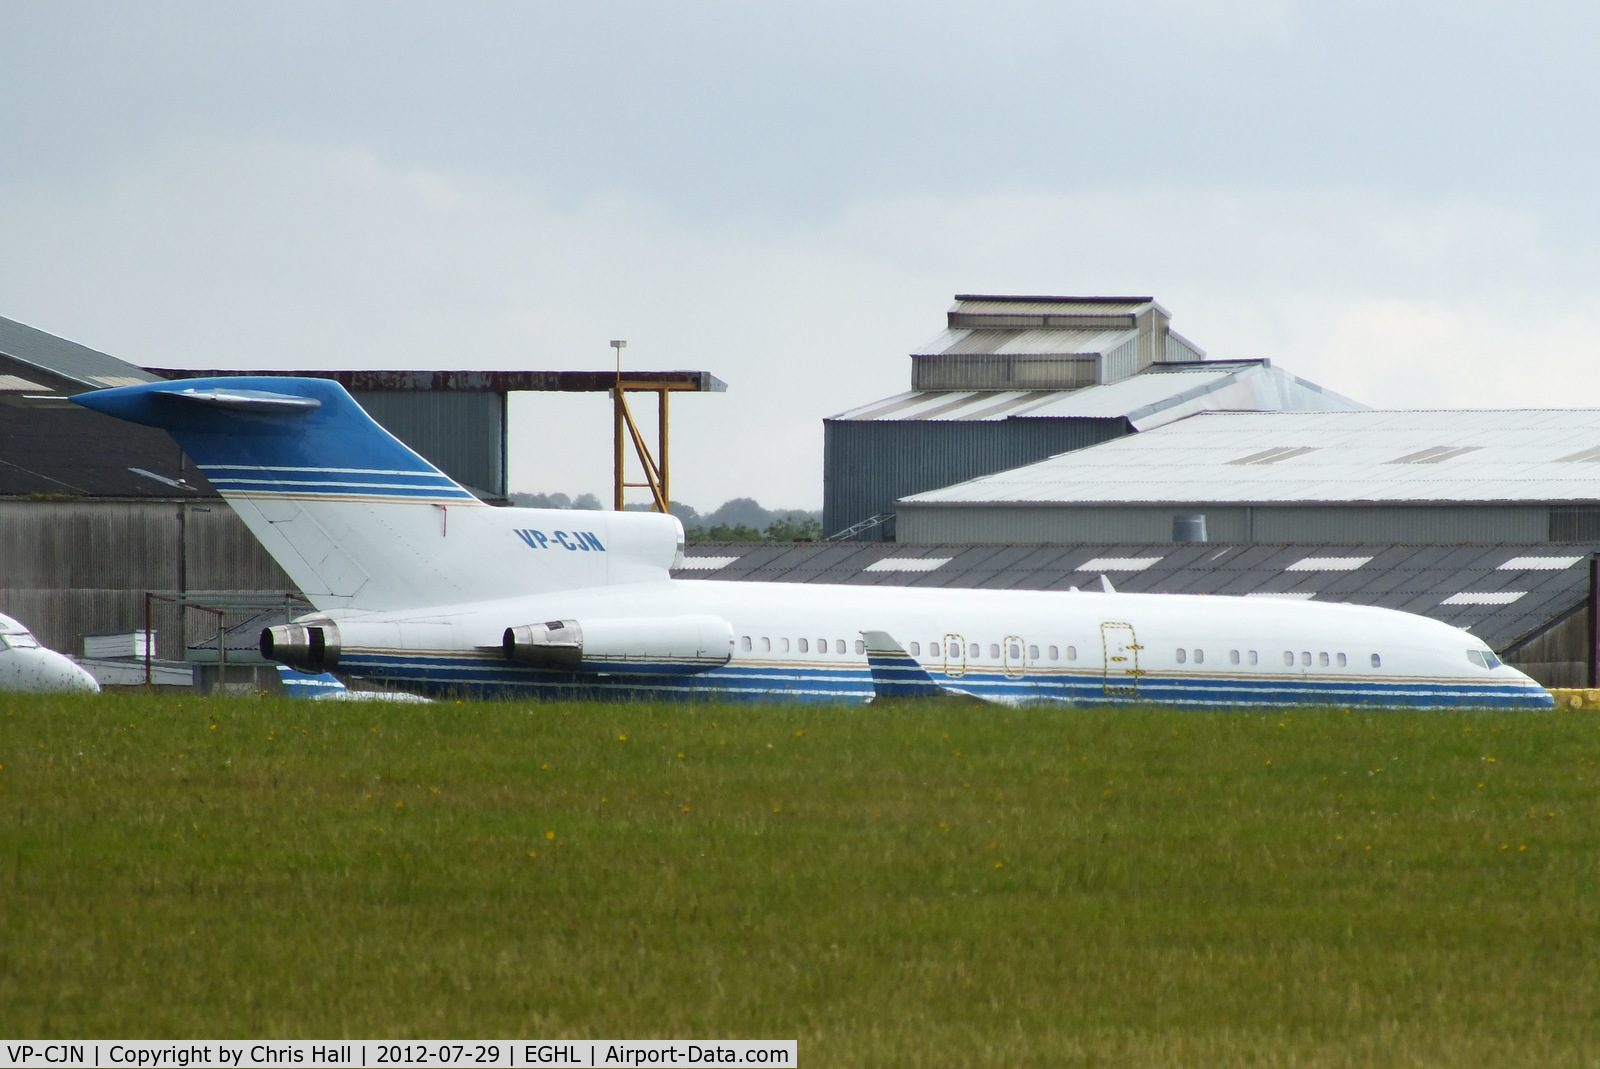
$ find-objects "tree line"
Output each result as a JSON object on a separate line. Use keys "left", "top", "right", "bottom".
{"left": 508, "top": 493, "right": 823, "bottom": 542}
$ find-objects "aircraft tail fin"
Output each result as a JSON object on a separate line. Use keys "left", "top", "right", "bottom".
{"left": 74, "top": 377, "right": 680, "bottom": 610}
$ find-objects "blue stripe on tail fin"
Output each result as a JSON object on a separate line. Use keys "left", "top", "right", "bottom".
{"left": 72, "top": 377, "right": 477, "bottom": 504}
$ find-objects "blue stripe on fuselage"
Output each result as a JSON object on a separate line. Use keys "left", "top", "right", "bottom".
{"left": 333, "top": 653, "right": 1553, "bottom": 709}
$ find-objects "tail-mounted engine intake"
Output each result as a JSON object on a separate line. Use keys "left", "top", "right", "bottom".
{"left": 260, "top": 620, "right": 342, "bottom": 673}
{"left": 503, "top": 615, "right": 733, "bottom": 675}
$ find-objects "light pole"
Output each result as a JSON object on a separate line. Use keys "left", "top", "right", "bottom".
{"left": 611, "top": 341, "right": 627, "bottom": 511}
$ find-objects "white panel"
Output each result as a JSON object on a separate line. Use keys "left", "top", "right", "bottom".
{"left": 1498, "top": 556, "right": 1582, "bottom": 570}
{"left": 1441, "top": 591, "right": 1527, "bottom": 605}
{"left": 1076, "top": 557, "right": 1162, "bottom": 571}
{"left": 863, "top": 557, "right": 951, "bottom": 572}
{"left": 1285, "top": 556, "right": 1373, "bottom": 571}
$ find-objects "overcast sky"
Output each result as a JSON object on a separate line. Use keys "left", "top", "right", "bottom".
{"left": 4, "top": 1, "right": 1600, "bottom": 511}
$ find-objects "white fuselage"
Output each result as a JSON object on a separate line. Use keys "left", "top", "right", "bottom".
{"left": 319, "top": 579, "right": 1551, "bottom": 709}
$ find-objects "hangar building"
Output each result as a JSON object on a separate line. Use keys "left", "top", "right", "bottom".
{"left": 823, "top": 295, "right": 1361, "bottom": 540}
{"left": 894, "top": 409, "right": 1600, "bottom": 545}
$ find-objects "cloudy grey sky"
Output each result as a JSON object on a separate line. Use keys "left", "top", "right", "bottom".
{"left": 4, "top": 1, "right": 1599, "bottom": 510}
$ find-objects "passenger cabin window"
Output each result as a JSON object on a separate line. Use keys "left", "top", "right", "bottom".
{"left": 1248, "top": 651, "right": 1258, "bottom": 665}
{"left": 741, "top": 636, "right": 752, "bottom": 652}
{"left": 1028, "top": 644, "right": 1039, "bottom": 660}
{"left": 1194, "top": 649, "right": 1204, "bottom": 664}
{"left": 1337, "top": 652, "right": 1347, "bottom": 667}
{"left": 1009, "top": 642, "right": 1022, "bottom": 660}
{"left": 1319, "top": 652, "right": 1330, "bottom": 667}
{"left": 968, "top": 643, "right": 979, "bottom": 659}
{"left": 1067, "top": 646, "right": 1077, "bottom": 661}
{"left": 818, "top": 638, "right": 827, "bottom": 653}
{"left": 1371, "top": 653, "right": 1381, "bottom": 668}
{"left": 989, "top": 643, "right": 1000, "bottom": 658}
{"left": 1283, "top": 651, "right": 1295, "bottom": 667}
{"left": 1048, "top": 645, "right": 1059, "bottom": 660}
{"left": 836, "top": 639, "right": 846, "bottom": 654}
{"left": 1230, "top": 650, "right": 1240, "bottom": 665}
{"left": 798, "top": 638, "right": 809, "bottom": 653}
{"left": 761, "top": 637, "right": 771, "bottom": 652}
{"left": 854, "top": 639, "right": 865, "bottom": 654}
{"left": 1176, "top": 649, "right": 1187, "bottom": 664}
{"left": 1301, "top": 651, "right": 1312, "bottom": 667}
{"left": 910, "top": 641, "right": 921, "bottom": 656}
{"left": 780, "top": 638, "right": 790, "bottom": 653}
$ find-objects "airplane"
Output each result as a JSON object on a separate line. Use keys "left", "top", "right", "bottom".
{"left": 0, "top": 613, "right": 101, "bottom": 694}
{"left": 74, "top": 376, "right": 1553, "bottom": 710}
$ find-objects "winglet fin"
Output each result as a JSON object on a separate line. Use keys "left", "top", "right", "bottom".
{"left": 1099, "top": 574, "right": 1116, "bottom": 594}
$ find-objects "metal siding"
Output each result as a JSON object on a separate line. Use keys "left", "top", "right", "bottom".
{"left": 897, "top": 504, "right": 1551, "bottom": 545}
{"left": 1252, "top": 506, "right": 1549, "bottom": 543}
{"left": 352, "top": 391, "right": 505, "bottom": 498}
{"left": 823, "top": 417, "right": 1130, "bottom": 540}
{"left": 0, "top": 500, "right": 288, "bottom": 658}
{"left": 1100, "top": 335, "right": 1139, "bottom": 384}
{"left": 184, "top": 505, "right": 297, "bottom": 590}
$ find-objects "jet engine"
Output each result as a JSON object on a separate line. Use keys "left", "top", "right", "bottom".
{"left": 503, "top": 615, "right": 733, "bottom": 674}
{"left": 260, "top": 619, "right": 342, "bottom": 673}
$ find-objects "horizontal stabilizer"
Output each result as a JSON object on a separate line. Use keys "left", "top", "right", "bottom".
{"left": 171, "top": 386, "right": 323, "bottom": 412}
{"left": 860, "top": 630, "right": 945, "bottom": 699}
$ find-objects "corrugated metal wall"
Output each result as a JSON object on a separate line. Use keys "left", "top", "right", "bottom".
{"left": 352, "top": 390, "right": 506, "bottom": 498}
{"left": 0, "top": 500, "right": 293, "bottom": 658}
{"left": 1100, "top": 335, "right": 1140, "bottom": 383}
{"left": 1502, "top": 606, "right": 1587, "bottom": 687}
{"left": 897, "top": 503, "right": 1554, "bottom": 545}
{"left": 822, "top": 417, "right": 1130, "bottom": 539}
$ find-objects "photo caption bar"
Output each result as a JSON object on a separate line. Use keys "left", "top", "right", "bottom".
{"left": 0, "top": 1042, "right": 796, "bottom": 1069}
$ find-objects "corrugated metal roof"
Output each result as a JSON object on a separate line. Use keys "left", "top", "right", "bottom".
{"left": 901, "top": 409, "right": 1600, "bottom": 506}
{"left": 828, "top": 362, "right": 1362, "bottom": 426}
{"left": 672, "top": 539, "right": 1600, "bottom": 653}
{"left": 0, "top": 316, "right": 159, "bottom": 391}
{"left": 912, "top": 327, "right": 1135, "bottom": 358}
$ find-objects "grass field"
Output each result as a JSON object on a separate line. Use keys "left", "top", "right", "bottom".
{"left": 3, "top": 694, "right": 1600, "bottom": 1066}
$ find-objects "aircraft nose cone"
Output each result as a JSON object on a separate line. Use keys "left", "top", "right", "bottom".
{"left": 18, "top": 650, "right": 102, "bottom": 694}
{"left": 67, "top": 662, "right": 101, "bottom": 694}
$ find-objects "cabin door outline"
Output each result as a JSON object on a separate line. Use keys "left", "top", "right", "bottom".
{"left": 943, "top": 633, "right": 966, "bottom": 678}
{"left": 1101, "top": 621, "right": 1142, "bottom": 696}
{"left": 1003, "top": 634, "right": 1026, "bottom": 679}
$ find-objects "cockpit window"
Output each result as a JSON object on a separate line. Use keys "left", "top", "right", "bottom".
{"left": 1468, "top": 648, "right": 1502, "bottom": 670}
{"left": 0, "top": 633, "right": 38, "bottom": 649}
{"left": 1466, "top": 649, "right": 1486, "bottom": 669}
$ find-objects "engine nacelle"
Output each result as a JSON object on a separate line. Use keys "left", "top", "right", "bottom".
{"left": 503, "top": 615, "right": 733, "bottom": 674}
{"left": 260, "top": 619, "right": 342, "bottom": 673}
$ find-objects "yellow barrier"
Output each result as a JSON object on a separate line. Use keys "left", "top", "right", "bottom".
{"left": 1548, "top": 689, "right": 1600, "bottom": 710}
